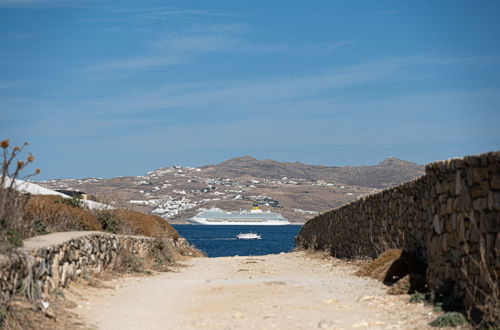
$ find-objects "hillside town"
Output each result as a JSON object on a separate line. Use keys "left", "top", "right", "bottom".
{"left": 38, "top": 157, "right": 422, "bottom": 224}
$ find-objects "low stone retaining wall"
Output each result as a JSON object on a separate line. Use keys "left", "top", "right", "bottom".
{"left": 0, "top": 232, "right": 191, "bottom": 300}
{"left": 297, "top": 151, "right": 499, "bottom": 318}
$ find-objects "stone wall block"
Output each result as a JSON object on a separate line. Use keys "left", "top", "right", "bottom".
{"left": 489, "top": 175, "right": 500, "bottom": 190}
{"left": 83, "top": 239, "right": 92, "bottom": 254}
{"left": 441, "top": 233, "right": 448, "bottom": 252}
{"left": 485, "top": 234, "right": 496, "bottom": 266}
{"left": 493, "top": 192, "right": 500, "bottom": 211}
{"left": 478, "top": 212, "right": 488, "bottom": 233}
{"left": 100, "top": 239, "right": 107, "bottom": 253}
{"left": 466, "top": 168, "right": 475, "bottom": 186}
{"left": 473, "top": 198, "right": 487, "bottom": 211}
{"left": 436, "top": 181, "right": 445, "bottom": 194}
{"left": 454, "top": 158, "right": 464, "bottom": 169}
{"left": 480, "top": 154, "right": 489, "bottom": 167}
{"left": 68, "top": 249, "right": 79, "bottom": 262}
{"left": 36, "top": 248, "right": 48, "bottom": 259}
{"left": 451, "top": 213, "right": 457, "bottom": 231}
{"left": 464, "top": 156, "right": 480, "bottom": 167}
{"left": 446, "top": 199, "right": 453, "bottom": 214}
{"left": 36, "top": 258, "right": 47, "bottom": 278}
{"left": 472, "top": 167, "right": 487, "bottom": 184}
{"left": 455, "top": 171, "right": 463, "bottom": 195}
{"left": 490, "top": 213, "right": 499, "bottom": 233}
{"left": 470, "top": 184, "right": 487, "bottom": 199}
{"left": 458, "top": 189, "right": 472, "bottom": 211}
{"left": 469, "top": 225, "right": 480, "bottom": 244}
{"left": 468, "top": 254, "right": 481, "bottom": 275}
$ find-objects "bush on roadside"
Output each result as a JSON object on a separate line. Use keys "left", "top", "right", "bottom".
{"left": 104, "top": 209, "right": 179, "bottom": 240}
{"left": 148, "top": 238, "right": 176, "bottom": 270}
{"left": 0, "top": 139, "right": 40, "bottom": 251}
{"left": 430, "top": 312, "right": 466, "bottom": 328}
{"left": 94, "top": 210, "right": 121, "bottom": 234}
{"left": 113, "top": 246, "right": 148, "bottom": 274}
{"left": 55, "top": 195, "right": 83, "bottom": 208}
{"left": 24, "top": 195, "right": 102, "bottom": 233}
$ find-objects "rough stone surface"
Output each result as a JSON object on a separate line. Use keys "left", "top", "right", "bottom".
{"left": 297, "top": 151, "right": 499, "bottom": 319}
{"left": 0, "top": 232, "right": 190, "bottom": 300}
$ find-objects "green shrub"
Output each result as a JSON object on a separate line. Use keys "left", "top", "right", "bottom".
{"left": 0, "top": 302, "right": 6, "bottom": 327}
{"left": 6, "top": 229, "right": 23, "bottom": 247}
{"left": 149, "top": 239, "right": 175, "bottom": 269}
{"left": 55, "top": 196, "right": 83, "bottom": 208}
{"left": 51, "top": 287, "right": 64, "bottom": 298}
{"left": 114, "top": 248, "right": 147, "bottom": 274}
{"left": 95, "top": 211, "right": 120, "bottom": 233}
{"left": 32, "top": 219, "right": 48, "bottom": 235}
{"left": 124, "top": 254, "right": 145, "bottom": 273}
{"left": 430, "top": 312, "right": 466, "bottom": 327}
{"left": 409, "top": 291, "right": 426, "bottom": 304}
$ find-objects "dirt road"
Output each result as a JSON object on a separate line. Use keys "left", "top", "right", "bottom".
{"left": 69, "top": 252, "right": 440, "bottom": 329}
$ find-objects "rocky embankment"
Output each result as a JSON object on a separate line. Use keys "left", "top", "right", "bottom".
{"left": 0, "top": 232, "right": 194, "bottom": 301}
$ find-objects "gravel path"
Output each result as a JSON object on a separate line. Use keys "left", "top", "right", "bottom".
{"left": 68, "top": 252, "right": 442, "bottom": 329}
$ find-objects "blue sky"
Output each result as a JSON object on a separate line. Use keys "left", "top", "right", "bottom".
{"left": 1, "top": 0, "right": 499, "bottom": 180}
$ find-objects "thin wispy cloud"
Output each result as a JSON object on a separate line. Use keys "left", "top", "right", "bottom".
{"left": 80, "top": 56, "right": 424, "bottom": 113}
{"left": 309, "top": 39, "right": 358, "bottom": 53}
{"left": 86, "top": 56, "right": 181, "bottom": 72}
{"left": 156, "top": 35, "right": 241, "bottom": 53}
{"left": 82, "top": 12, "right": 281, "bottom": 76}
{"left": 327, "top": 39, "right": 358, "bottom": 49}
{"left": 189, "top": 23, "right": 252, "bottom": 35}
{"left": 72, "top": 53, "right": 500, "bottom": 122}
{"left": 109, "top": 6, "right": 240, "bottom": 19}
{"left": 0, "top": 80, "right": 28, "bottom": 89}
{"left": 372, "top": 9, "right": 400, "bottom": 15}
{"left": 0, "top": 0, "right": 89, "bottom": 8}
{"left": 432, "top": 54, "right": 500, "bottom": 67}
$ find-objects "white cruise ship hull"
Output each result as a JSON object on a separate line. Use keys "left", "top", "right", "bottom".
{"left": 187, "top": 207, "right": 290, "bottom": 225}
{"left": 187, "top": 218, "right": 290, "bottom": 225}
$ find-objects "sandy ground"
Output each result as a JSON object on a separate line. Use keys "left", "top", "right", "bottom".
{"left": 67, "top": 252, "right": 443, "bottom": 330}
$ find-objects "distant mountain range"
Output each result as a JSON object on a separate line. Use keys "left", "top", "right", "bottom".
{"left": 202, "top": 156, "right": 424, "bottom": 189}
{"left": 38, "top": 156, "right": 425, "bottom": 224}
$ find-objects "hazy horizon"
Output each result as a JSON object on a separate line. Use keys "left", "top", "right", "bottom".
{"left": 34, "top": 154, "right": 427, "bottom": 181}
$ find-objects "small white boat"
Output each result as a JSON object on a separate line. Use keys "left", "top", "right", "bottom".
{"left": 236, "top": 232, "right": 261, "bottom": 240}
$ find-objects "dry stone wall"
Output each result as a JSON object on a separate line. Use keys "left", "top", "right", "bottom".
{"left": 297, "top": 151, "right": 500, "bottom": 316}
{"left": 0, "top": 232, "right": 190, "bottom": 300}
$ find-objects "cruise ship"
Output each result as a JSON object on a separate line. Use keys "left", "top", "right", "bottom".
{"left": 187, "top": 205, "right": 290, "bottom": 225}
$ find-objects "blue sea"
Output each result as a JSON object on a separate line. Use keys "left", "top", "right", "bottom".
{"left": 173, "top": 225, "right": 303, "bottom": 257}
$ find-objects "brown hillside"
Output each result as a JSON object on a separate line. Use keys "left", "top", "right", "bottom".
{"left": 25, "top": 195, "right": 102, "bottom": 232}
{"left": 202, "top": 156, "right": 424, "bottom": 189}
{"left": 109, "top": 209, "right": 179, "bottom": 240}
{"left": 25, "top": 196, "right": 179, "bottom": 240}
{"left": 37, "top": 155, "right": 425, "bottom": 224}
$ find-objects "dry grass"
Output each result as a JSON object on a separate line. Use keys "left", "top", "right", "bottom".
{"left": 103, "top": 209, "right": 179, "bottom": 240}
{"left": 24, "top": 195, "right": 102, "bottom": 233}
{"left": 0, "top": 140, "right": 40, "bottom": 251}
{"left": 356, "top": 249, "right": 427, "bottom": 294}
{"left": 356, "top": 249, "right": 403, "bottom": 280}
{"left": 0, "top": 189, "right": 30, "bottom": 251}
{"left": 23, "top": 196, "right": 182, "bottom": 241}
{"left": 1, "top": 295, "right": 87, "bottom": 330}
